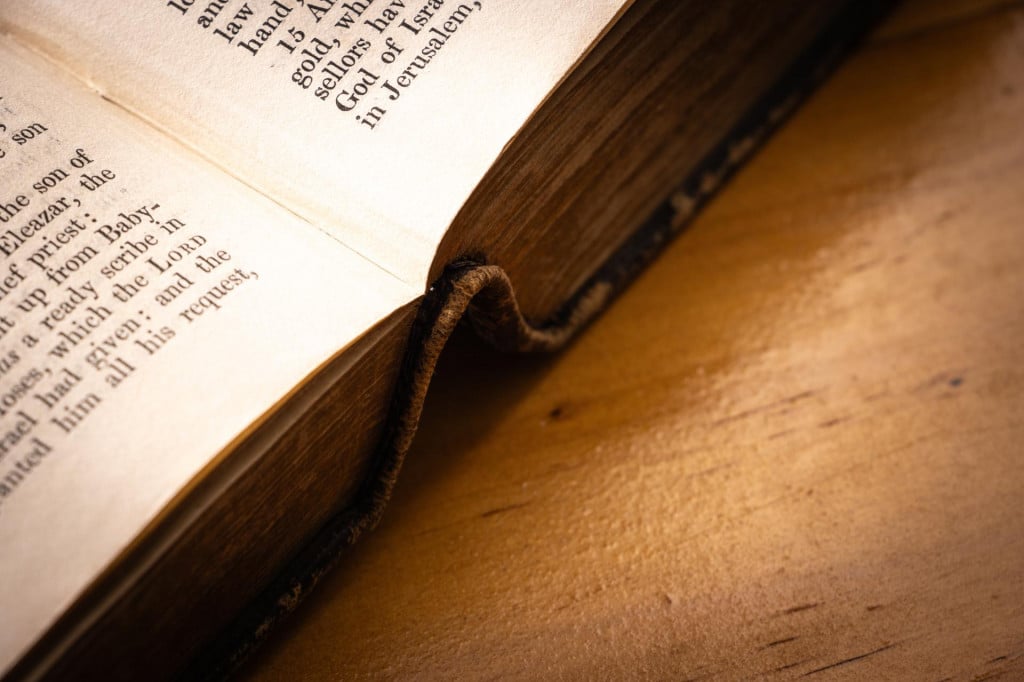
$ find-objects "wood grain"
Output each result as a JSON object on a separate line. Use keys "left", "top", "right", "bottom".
{"left": 241, "top": 0, "right": 1024, "bottom": 678}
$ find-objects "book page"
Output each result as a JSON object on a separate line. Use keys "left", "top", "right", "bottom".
{"left": 0, "top": 0, "right": 629, "bottom": 285}
{"left": 0, "top": 38, "right": 415, "bottom": 675}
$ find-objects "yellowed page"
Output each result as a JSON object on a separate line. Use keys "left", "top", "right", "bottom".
{"left": 0, "top": 38, "right": 415, "bottom": 675}
{"left": 0, "top": 0, "right": 628, "bottom": 285}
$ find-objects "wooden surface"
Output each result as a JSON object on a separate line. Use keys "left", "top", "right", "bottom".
{"left": 242, "top": 1, "right": 1024, "bottom": 679}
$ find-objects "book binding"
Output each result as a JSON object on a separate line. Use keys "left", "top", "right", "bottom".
{"left": 181, "top": 1, "right": 893, "bottom": 677}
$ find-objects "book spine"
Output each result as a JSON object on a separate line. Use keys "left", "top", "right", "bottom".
{"left": 185, "top": 1, "right": 894, "bottom": 677}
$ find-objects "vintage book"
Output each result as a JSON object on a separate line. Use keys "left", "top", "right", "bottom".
{"left": 0, "top": 0, "right": 886, "bottom": 678}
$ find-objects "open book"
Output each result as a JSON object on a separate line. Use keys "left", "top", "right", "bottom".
{"left": 0, "top": 0, "right": 885, "bottom": 678}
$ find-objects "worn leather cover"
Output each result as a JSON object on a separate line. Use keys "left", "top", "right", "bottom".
{"left": 187, "top": 1, "right": 894, "bottom": 678}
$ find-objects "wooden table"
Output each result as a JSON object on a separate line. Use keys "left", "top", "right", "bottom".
{"left": 242, "top": 1, "right": 1024, "bottom": 678}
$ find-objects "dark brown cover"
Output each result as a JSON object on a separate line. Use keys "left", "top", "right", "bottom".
{"left": 183, "top": 1, "right": 894, "bottom": 678}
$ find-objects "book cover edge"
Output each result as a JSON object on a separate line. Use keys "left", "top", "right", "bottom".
{"left": 182, "top": 2, "right": 894, "bottom": 679}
